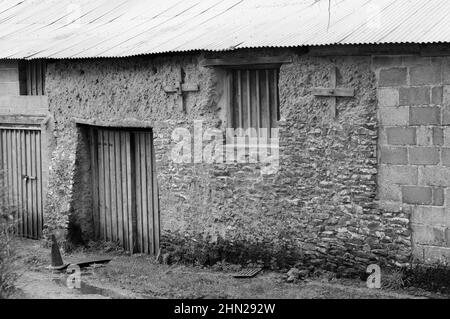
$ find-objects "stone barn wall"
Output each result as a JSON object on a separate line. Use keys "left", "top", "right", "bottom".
{"left": 44, "top": 49, "right": 411, "bottom": 274}
{"left": 375, "top": 55, "right": 450, "bottom": 264}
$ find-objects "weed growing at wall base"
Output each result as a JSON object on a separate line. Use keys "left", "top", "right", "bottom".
{"left": 0, "top": 171, "right": 19, "bottom": 299}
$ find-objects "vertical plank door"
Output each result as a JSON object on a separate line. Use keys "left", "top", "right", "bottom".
{"left": 0, "top": 127, "right": 44, "bottom": 239}
{"left": 91, "top": 127, "right": 159, "bottom": 254}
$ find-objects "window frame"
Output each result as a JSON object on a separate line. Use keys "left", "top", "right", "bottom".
{"left": 18, "top": 60, "right": 46, "bottom": 96}
{"left": 224, "top": 64, "right": 281, "bottom": 135}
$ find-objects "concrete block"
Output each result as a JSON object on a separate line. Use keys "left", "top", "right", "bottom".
{"left": 411, "top": 206, "right": 450, "bottom": 227}
{"left": 410, "top": 65, "right": 442, "bottom": 85}
{"left": 433, "top": 188, "right": 445, "bottom": 206}
{"left": 0, "top": 82, "right": 19, "bottom": 95}
{"left": 378, "top": 200, "right": 410, "bottom": 212}
{"left": 413, "top": 245, "right": 450, "bottom": 263}
{"left": 0, "top": 61, "right": 18, "bottom": 69}
{"left": 379, "top": 147, "right": 408, "bottom": 164}
{"left": 0, "top": 68, "right": 18, "bottom": 82}
{"left": 402, "top": 186, "right": 432, "bottom": 205}
{"left": 378, "top": 164, "right": 418, "bottom": 185}
{"left": 399, "top": 87, "right": 430, "bottom": 106}
{"left": 443, "top": 58, "right": 450, "bottom": 84}
{"left": 379, "top": 68, "right": 407, "bottom": 87}
{"left": 408, "top": 147, "right": 440, "bottom": 165}
{"left": 412, "top": 224, "right": 447, "bottom": 246}
{"left": 419, "top": 166, "right": 450, "bottom": 187}
{"left": 443, "top": 106, "right": 450, "bottom": 125}
{"left": 442, "top": 86, "right": 450, "bottom": 125}
{"left": 416, "top": 127, "right": 433, "bottom": 146}
{"left": 443, "top": 85, "right": 450, "bottom": 105}
{"left": 378, "top": 182, "right": 402, "bottom": 202}
{"left": 441, "top": 148, "right": 450, "bottom": 166}
{"left": 372, "top": 56, "right": 403, "bottom": 69}
{"left": 443, "top": 127, "right": 450, "bottom": 146}
{"left": 377, "top": 88, "right": 399, "bottom": 107}
{"left": 402, "top": 56, "right": 430, "bottom": 67}
{"left": 409, "top": 107, "right": 440, "bottom": 125}
{"left": 432, "top": 86, "right": 443, "bottom": 105}
{"left": 378, "top": 128, "right": 388, "bottom": 146}
{"left": 379, "top": 106, "right": 408, "bottom": 126}
{"left": 433, "top": 127, "right": 444, "bottom": 146}
{"left": 447, "top": 228, "right": 450, "bottom": 246}
{"left": 386, "top": 127, "right": 416, "bottom": 145}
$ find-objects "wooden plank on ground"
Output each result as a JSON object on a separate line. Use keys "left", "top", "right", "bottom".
{"left": 233, "top": 267, "right": 263, "bottom": 278}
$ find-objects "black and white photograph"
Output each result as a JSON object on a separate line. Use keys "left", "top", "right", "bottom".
{"left": 0, "top": 0, "right": 449, "bottom": 308}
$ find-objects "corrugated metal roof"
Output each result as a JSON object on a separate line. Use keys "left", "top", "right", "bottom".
{"left": 1, "top": 0, "right": 450, "bottom": 59}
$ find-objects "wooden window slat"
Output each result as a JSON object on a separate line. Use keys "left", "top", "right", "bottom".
{"left": 256, "top": 70, "right": 260, "bottom": 134}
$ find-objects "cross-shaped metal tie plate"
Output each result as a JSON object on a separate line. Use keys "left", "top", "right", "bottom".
{"left": 164, "top": 68, "right": 199, "bottom": 112}
{"left": 313, "top": 66, "right": 355, "bottom": 118}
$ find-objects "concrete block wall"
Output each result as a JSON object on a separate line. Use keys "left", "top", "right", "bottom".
{"left": 375, "top": 56, "right": 450, "bottom": 264}
{"left": 0, "top": 61, "right": 19, "bottom": 96}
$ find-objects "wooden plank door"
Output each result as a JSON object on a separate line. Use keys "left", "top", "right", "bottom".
{"left": 0, "top": 127, "right": 43, "bottom": 239}
{"left": 90, "top": 127, "right": 160, "bottom": 255}
{"left": 133, "top": 131, "right": 160, "bottom": 255}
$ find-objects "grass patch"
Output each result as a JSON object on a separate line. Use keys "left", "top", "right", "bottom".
{"left": 0, "top": 171, "right": 19, "bottom": 299}
{"left": 403, "top": 263, "right": 450, "bottom": 294}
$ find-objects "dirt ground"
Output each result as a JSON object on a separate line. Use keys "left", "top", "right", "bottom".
{"left": 10, "top": 239, "right": 448, "bottom": 299}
